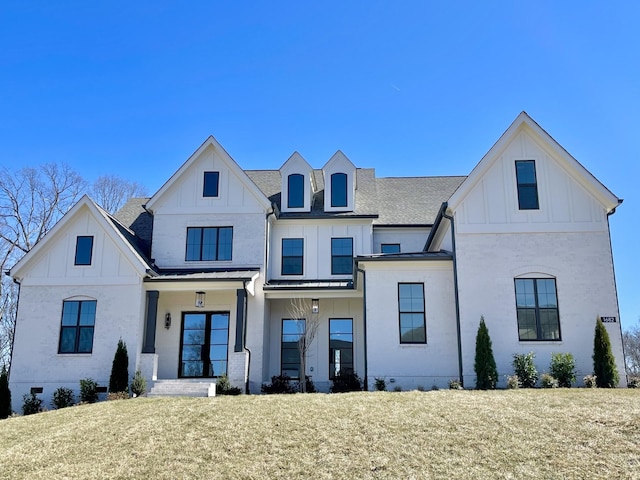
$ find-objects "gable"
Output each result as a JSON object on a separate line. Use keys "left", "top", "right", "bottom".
{"left": 322, "top": 151, "right": 357, "bottom": 212}
{"left": 447, "top": 113, "right": 621, "bottom": 234}
{"left": 11, "top": 197, "right": 150, "bottom": 284}
{"left": 146, "top": 136, "right": 272, "bottom": 215}
{"left": 280, "top": 152, "right": 314, "bottom": 213}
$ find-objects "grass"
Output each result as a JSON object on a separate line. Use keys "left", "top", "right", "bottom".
{"left": 1, "top": 389, "right": 639, "bottom": 479}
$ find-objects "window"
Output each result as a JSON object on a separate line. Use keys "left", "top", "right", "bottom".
{"left": 180, "top": 312, "right": 229, "bottom": 377}
{"left": 74, "top": 236, "right": 93, "bottom": 266}
{"left": 58, "top": 300, "right": 96, "bottom": 353}
{"left": 330, "top": 319, "right": 353, "bottom": 378}
{"left": 515, "top": 278, "right": 560, "bottom": 341}
{"left": 331, "top": 172, "right": 348, "bottom": 207}
{"left": 282, "top": 319, "right": 305, "bottom": 378}
{"left": 282, "top": 238, "right": 303, "bottom": 275}
{"left": 185, "top": 227, "right": 233, "bottom": 261}
{"left": 331, "top": 238, "right": 353, "bottom": 275}
{"left": 515, "top": 161, "right": 539, "bottom": 210}
{"left": 381, "top": 243, "right": 401, "bottom": 254}
{"left": 203, "top": 172, "right": 220, "bottom": 197}
{"left": 287, "top": 174, "right": 304, "bottom": 208}
{"left": 398, "top": 283, "right": 426, "bottom": 343}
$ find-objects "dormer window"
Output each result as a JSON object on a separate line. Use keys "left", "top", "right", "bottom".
{"left": 331, "top": 173, "right": 348, "bottom": 207}
{"left": 203, "top": 172, "right": 220, "bottom": 197}
{"left": 287, "top": 174, "right": 304, "bottom": 208}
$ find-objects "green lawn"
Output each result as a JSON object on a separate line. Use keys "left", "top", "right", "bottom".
{"left": 1, "top": 390, "right": 639, "bottom": 479}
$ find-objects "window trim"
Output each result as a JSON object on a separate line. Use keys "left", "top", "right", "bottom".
{"left": 203, "top": 171, "right": 220, "bottom": 197}
{"left": 515, "top": 160, "right": 539, "bottom": 210}
{"left": 329, "top": 318, "right": 354, "bottom": 379}
{"left": 331, "top": 237, "right": 353, "bottom": 275}
{"left": 287, "top": 173, "right": 305, "bottom": 208}
{"left": 281, "top": 238, "right": 304, "bottom": 276}
{"left": 381, "top": 243, "right": 401, "bottom": 254}
{"left": 58, "top": 300, "right": 96, "bottom": 354}
{"left": 74, "top": 236, "right": 94, "bottom": 266}
{"left": 330, "top": 172, "right": 348, "bottom": 208}
{"left": 281, "top": 318, "right": 306, "bottom": 379}
{"left": 185, "top": 226, "right": 233, "bottom": 262}
{"left": 514, "top": 278, "right": 562, "bottom": 341}
{"left": 398, "top": 282, "right": 426, "bottom": 344}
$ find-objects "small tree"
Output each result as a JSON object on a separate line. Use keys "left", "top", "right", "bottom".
{"left": 593, "top": 318, "right": 620, "bottom": 388}
{"left": 288, "top": 298, "right": 320, "bottom": 393}
{"left": 109, "top": 339, "right": 129, "bottom": 394}
{"left": 474, "top": 316, "right": 497, "bottom": 390}
{"left": 0, "top": 365, "right": 11, "bottom": 418}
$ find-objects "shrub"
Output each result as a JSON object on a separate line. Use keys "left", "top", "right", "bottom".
{"left": 506, "top": 375, "right": 520, "bottom": 389}
{"left": 330, "top": 371, "right": 363, "bottom": 393}
{"left": 300, "top": 376, "right": 316, "bottom": 394}
{"left": 474, "top": 317, "right": 498, "bottom": 390}
{"left": 131, "top": 370, "right": 147, "bottom": 397}
{"left": 540, "top": 373, "right": 559, "bottom": 389}
{"left": 107, "top": 392, "right": 129, "bottom": 401}
{"left": 593, "top": 318, "right": 620, "bottom": 388}
{"left": 393, "top": 386, "right": 402, "bottom": 392}
{"left": 583, "top": 375, "right": 597, "bottom": 388}
{"left": 512, "top": 352, "right": 538, "bottom": 388}
{"left": 448, "top": 379, "right": 463, "bottom": 390}
{"left": 22, "top": 393, "right": 43, "bottom": 415}
{"left": 0, "top": 366, "right": 11, "bottom": 419}
{"left": 79, "top": 378, "right": 98, "bottom": 403}
{"left": 628, "top": 376, "right": 640, "bottom": 389}
{"left": 261, "top": 374, "right": 297, "bottom": 394}
{"left": 549, "top": 352, "right": 576, "bottom": 387}
{"left": 374, "top": 377, "right": 387, "bottom": 391}
{"left": 52, "top": 387, "right": 74, "bottom": 409}
{"left": 109, "top": 339, "right": 129, "bottom": 394}
{"left": 216, "top": 374, "right": 242, "bottom": 396}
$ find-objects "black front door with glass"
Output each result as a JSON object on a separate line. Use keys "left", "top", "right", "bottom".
{"left": 180, "top": 312, "right": 229, "bottom": 378}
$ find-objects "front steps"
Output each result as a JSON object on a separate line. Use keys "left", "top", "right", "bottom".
{"left": 147, "top": 380, "right": 216, "bottom": 398}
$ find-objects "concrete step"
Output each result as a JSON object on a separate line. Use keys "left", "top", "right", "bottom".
{"left": 148, "top": 380, "right": 216, "bottom": 398}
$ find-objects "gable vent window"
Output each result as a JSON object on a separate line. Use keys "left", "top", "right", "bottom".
{"left": 203, "top": 171, "right": 220, "bottom": 197}
{"left": 287, "top": 174, "right": 304, "bottom": 208}
{"left": 515, "top": 161, "right": 539, "bottom": 210}
{"left": 74, "top": 236, "right": 94, "bottom": 266}
{"left": 331, "top": 173, "right": 348, "bottom": 207}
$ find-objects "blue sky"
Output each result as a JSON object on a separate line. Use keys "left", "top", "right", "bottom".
{"left": 1, "top": 2, "right": 638, "bottom": 329}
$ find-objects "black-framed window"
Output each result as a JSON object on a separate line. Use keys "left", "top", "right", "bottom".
{"left": 398, "top": 283, "right": 426, "bottom": 343}
{"left": 282, "top": 238, "right": 303, "bottom": 275}
{"left": 282, "top": 319, "right": 305, "bottom": 379}
{"left": 58, "top": 300, "right": 96, "bottom": 353}
{"left": 74, "top": 236, "right": 93, "bottom": 266}
{"left": 515, "top": 278, "right": 560, "bottom": 341}
{"left": 186, "top": 227, "right": 233, "bottom": 261}
{"left": 515, "top": 160, "right": 539, "bottom": 210}
{"left": 330, "top": 318, "right": 353, "bottom": 379}
{"left": 180, "top": 312, "right": 229, "bottom": 378}
{"left": 381, "top": 243, "right": 400, "bottom": 254}
{"left": 331, "top": 237, "right": 353, "bottom": 275}
{"left": 203, "top": 171, "right": 220, "bottom": 197}
{"left": 331, "top": 172, "right": 348, "bottom": 207}
{"left": 287, "top": 174, "right": 304, "bottom": 208}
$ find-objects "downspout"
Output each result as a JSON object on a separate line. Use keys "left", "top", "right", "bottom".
{"left": 442, "top": 205, "right": 464, "bottom": 387}
{"left": 356, "top": 266, "right": 368, "bottom": 391}
{"left": 607, "top": 200, "right": 625, "bottom": 385}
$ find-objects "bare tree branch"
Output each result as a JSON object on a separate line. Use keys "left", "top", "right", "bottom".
{"left": 288, "top": 298, "right": 320, "bottom": 393}
{"left": 91, "top": 174, "right": 147, "bottom": 214}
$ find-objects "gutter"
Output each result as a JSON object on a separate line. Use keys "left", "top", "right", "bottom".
{"left": 356, "top": 267, "right": 369, "bottom": 391}
{"left": 442, "top": 204, "right": 464, "bottom": 388}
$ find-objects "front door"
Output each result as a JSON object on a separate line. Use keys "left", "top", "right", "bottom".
{"left": 179, "top": 312, "right": 230, "bottom": 378}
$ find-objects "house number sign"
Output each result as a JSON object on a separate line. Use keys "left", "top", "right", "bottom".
{"left": 600, "top": 316, "right": 617, "bottom": 323}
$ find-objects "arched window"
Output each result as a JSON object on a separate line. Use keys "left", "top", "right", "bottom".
{"left": 287, "top": 174, "right": 304, "bottom": 208}
{"left": 331, "top": 173, "right": 347, "bottom": 207}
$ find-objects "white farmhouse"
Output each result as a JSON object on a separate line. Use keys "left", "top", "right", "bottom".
{"left": 7, "top": 112, "right": 625, "bottom": 407}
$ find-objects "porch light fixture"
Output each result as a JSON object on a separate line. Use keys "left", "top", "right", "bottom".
{"left": 195, "top": 291, "right": 206, "bottom": 308}
{"left": 164, "top": 312, "right": 171, "bottom": 329}
{"left": 312, "top": 299, "right": 319, "bottom": 314}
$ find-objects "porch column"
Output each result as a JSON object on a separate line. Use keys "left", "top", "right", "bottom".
{"left": 234, "top": 288, "right": 247, "bottom": 352}
{"left": 142, "top": 290, "right": 159, "bottom": 354}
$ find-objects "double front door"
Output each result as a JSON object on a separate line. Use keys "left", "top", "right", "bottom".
{"left": 179, "top": 312, "right": 229, "bottom": 378}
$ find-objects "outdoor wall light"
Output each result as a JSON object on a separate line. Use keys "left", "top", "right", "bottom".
{"left": 195, "top": 291, "right": 206, "bottom": 308}
{"left": 312, "top": 298, "right": 319, "bottom": 314}
{"left": 164, "top": 312, "right": 171, "bottom": 329}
